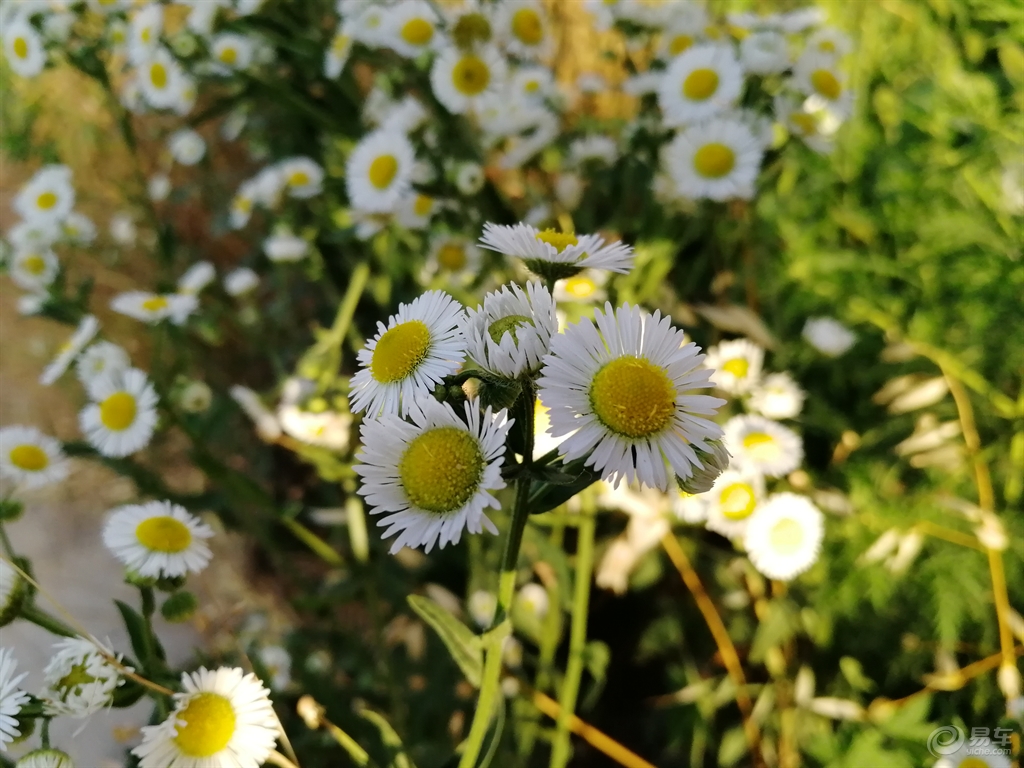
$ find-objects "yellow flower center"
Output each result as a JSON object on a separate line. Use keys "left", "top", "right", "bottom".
{"left": 36, "top": 192, "right": 58, "bottom": 210}
{"left": 511, "top": 8, "right": 544, "bottom": 45}
{"left": 413, "top": 195, "right": 433, "bottom": 217}
{"left": 22, "top": 255, "right": 47, "bottom": 275}
{"left": 399, "top": 427, "right": 484, "bottom": 514}
{"left": 99, "top": 392, "right": 137, "bottom": 431}
{"left": 819, "top": 40, "right": 836, "bottom": 53}
{"left": 234, "top": 196, "right": 253, "bottom": 213}
{"left": 524, "top": 79, "right": 541, "bottom": 93}
{"left": 488, "top": 314, "right": 532, "bottom": 345}
{"left": 693, "top": 143, "right": 735, "bottom": 179}
{"left": 742, "top": 432, "right": 779, "bottom": 461}
{"left": 401, "top": 17, "right": 434, "bottom": 46}
{"left": 437, "top": 243, "right": 467, "bottom": 271}
{"left": 288, "top": 170, "right": 310, "bottom": 187}
{"left": 535, "top": 229, "right": 578, "bottom": 252}
{"left": 368, "top": 155, "right": 398, "bottom": 190}
{"left": 811, "top": 69, "right": 842, "bottom": 100}
{"left": 721, "top": 357, "right": 749, "bottom": 379}
{"left": 957, "top": 760, "right": 991, "bottom": 768}
{"left": 370, "top": 320, "right": 431, "bottom": 383}
{"left": 668, "top": 34, "right": 694, "bottom": 56}
{"left": 149, "top": 62, "right": 167, "bottom": 89}
{"left": 142, "top": 296, "right": 169, "bottom": 313}
{"left": 219, "top": 46, "right": 237, "bottom": 65}
{"left": 705, "top": 25, "right": 723, "bottom": 39}
{"left": 332, "top": 33, "right": 351, "bottom": 54}
{"left": 590, "top": 356, "right": 677, "bottom": 439}
{"left": 452, "top": 55, "right": 491, "bottom": 96}
{"left": 140, "top": 27, "right": 152, "bottom": 43}
{"left": 720, "top": 482, "right": 756, "bottom": 521}
{"left": 563, "top": 276, "right": 596, "bottom": 299}
{"left": 768, "top": 517, "right": 805, "bottom": 556}
{"left": 56, "top": 662, "right": 99, "bottom": 698}
{"left": 9, "top": 444, "right": 49, "bottom": 472}
{"left": 13, "top": 36, "right": 28, "bottom": 59}
{"left": 135, "top": 515, "right": 192, "bottom": 552}
{"left": 173, "top": 693, "right": 237, "bottom": 757}
{"left": 791, "top": 112, "right": 818, "bottom": 135}
{"left": 683, "top": 68, "right": 719, "bottom": 100}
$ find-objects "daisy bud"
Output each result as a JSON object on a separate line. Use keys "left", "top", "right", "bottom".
{"left": 161, "top": 590, "right": 199, "bottom": 623}
{"left": 677, "top": 438, "right": 731, "bottom": 495}
{"left": 999, "top": 663, "right": 1022, "bottom": 701}
{"left": 16, "top": 749, "right": 73, "bottom": 768}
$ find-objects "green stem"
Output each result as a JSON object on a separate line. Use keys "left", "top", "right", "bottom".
{"left": 139, "top": 586, "right": 158, "bottom": 665}
{"left": 549, "top": 492, "right": 597, "bottom": 768}
{"left": 459, "top": 393, "right": 536, "bottom": 768}
{"left": 21, "top": 605, "right": 77, "bottom": 638}
{"left": 0, "top": 524, "right": 15, "bottom": 560}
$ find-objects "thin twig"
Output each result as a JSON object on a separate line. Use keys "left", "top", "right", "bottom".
{"left": 660, "top": 533, "right": 762, "bottom": 767}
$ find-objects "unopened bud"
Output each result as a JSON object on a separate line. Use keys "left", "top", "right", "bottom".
{"left": 160, "top": 590, "right": 198, "bottom": 623}
{"left": 16, "top": 749, "right": 72, "bottom": 768}
{"left": 297, "top": 695, "right": 325, "bottom": 729}
{"left": 677, "top": 439, "right": 730, "bottom": 495}
{"left": 998, "top": 663, "right": 1022, "bottom": 701}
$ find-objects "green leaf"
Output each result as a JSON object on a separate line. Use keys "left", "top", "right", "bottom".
{"left": 115, "top": 600, "right": 164, "bottom": 667}
{"left": 839, "top": 657, "right": 876, "bottom": 692}
{"left": 717, "top": 726, "right": 748, "bottom": 767}
{"left": 407, "top": 595, "right": 483, "bottom": 687}
{"left": 110, "top": 678, "right": 146, "bottom": 709}
{"left": 357, "top": 703, "right": 416, "bottom": 768}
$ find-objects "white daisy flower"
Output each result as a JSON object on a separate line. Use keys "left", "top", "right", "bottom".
{"left": 424, "top": 236, "right": 481, "bottom": 283}
{"left": 3, "top": 19, "right": 45, "bottom": 78}
{"left": 398, "top": 193, "right": 440, "bottom": 231}
{"left": 79, "top": 367, "right": 159, "bottom": 458}
{"left": 723, "top": 414, "right": 803, "bottom": 478}
{"left": 258, "top": 645, "right": 291, "bottom": 690}
{"left": 109, "top": 212, "right": 136, "bottom": 246}
{"left": 103, "top": 500, "right": 214, "bottom": 578}
{"left": 455, "top": 162, "right": 485, "bottom": 195}
{"left": 127, "top": 2, "right": 162, "bottom": 64}
{"left": 0, "top": 647, "right": 31, "bottom": 751}
{"left": 664, "top": 116, "right": 764, "bottom": 201}
{"left": 493, "top": 0, "right": 552, "bottom": 60}
{"left": 511, "top": 66, "right": 555, "bottom": 101}
{"left": 554, "top": 172, "right": 584, "bottom": 210}
{"left": 9, "top": 247, "right": 59, "bottom": 291}
{"left": 657, "top": 43, "right": 743, "bottom": 127}
{"left": 479, "top": 222, "right": 634, "bottom": 279}
{"left": 110, "top": 290, "right": 197, "bottom": 325}
{"left": 76, "top": 341, "right": 130, "bottom": 387}
{"left": 803, "top": 316, "right": 855, "bottom": 356}
{"left": 224, "top": 267, "right": 260, "bottom": 296}
{"left": 148, "top": 173, "right": 171, "bottom": 202}
{"left": 40, "top": 315, "right": 99, "bottom": 386}
{"left": 777, "top": 7, "right": 825, "bottom": 33}
{"left": 430, "top": 45, "right": 507, "bottom": 115}
{"left": 676, "top": 438, "right": 731, "bottom": 494}
{"left": 167, "top": 128, "right": 206, "bottom": 165}
{"left": 674, "top": 489, "right": 709, "bottom": 524}
{"left": 6, "top": 219, "right": 60, "bottom": 251}
{"left": 774, "top": 94, "right": 837, "bottom": 154}
{"left": 229, "top": 180, "right": 257, "bottom": 229}
{"left": 805, "top": 27, "right": 853, "bottom": 58}
{"left": 41, "top": 636, "right": 128, "bottom": 717}
{"left": 705, "top": 338, "right": 764, "bottom": 395}
{"left": 552, "top": 269, "right": 608, "bottom": 304}
{"left": 702, "top": 468, "right": 765, "bottom": 539}
{"left": 934, "top": 741, "right": 1011, "bottom": 768}
{"left": 15, "top": 749, "right": 74, "bottom": 768}
{"left": 463, "top": 281, "right": 557, "bottom": 379}
{"left": 230, "top": 385, "right": 282, "bottom": 441}
{"left": 615, "top": 0, "right": 674, "bottom": 28}
{"left": 349, "top": 290, "right": 466, "bottom": 417}
{"left": 0, "top": 425, "right": 68, "bottom": 490}
{"left": 537, "top": 303, "right": 726, "bottom": 491}
{"left": 13, "top": 165, "right": 74, "bottom": 224}
{"left": 740, "top": 30, "right": 789, "bottom": 75}
{"left": 349, "top": 2, "right": 389, "bottom": 46}
{"left": 792, "top": 50, "right": 853, "bottom": 118}
{"left": 743, "top": 493, "right": 824, "bottom": 581}
{"left": 346, "top": 130, "right": 416, "bottom": 214}
{"left": 355, "top": 395, "right": 512, "bottom": 554}
{"left": 221, "top": 107, "right": 247, "bottom": 141}
{"left": 385, "top": 0, "right": 439, "bottom": 58}
{"left": 61, "top": 211, "right": 97, "bottom": 245}
{"left": 279, "top": 156, "right": 324, "bottom": 199}
{"left": 324, "top": 28, "right": 353, "bottom": 78}
{"left": 210, "top": 32, "right": 254, "bottom": 72}
{"left": 748, "top": 372, "right": 805, "bottom": 420}
{"left": 138, "top": 47, "right": 185, "bottom": 109}
{"left": 177, "top": 261, "right": 216, "bottom": 294}
{"left": 655, "top": 5, "right": 711, "bottom": 60}
{"left": 568, "top": 135, "right": 619, "bottom": 167}
{"left": 132, "top": 667, "right": 278, "bottom": 768}
{"left": 264, "top": 232, "right": 308, "bottom": 263}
